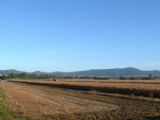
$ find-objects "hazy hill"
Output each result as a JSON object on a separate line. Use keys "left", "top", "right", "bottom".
{"left": 50, "top": 67, "right": 160, "bottom": 77}
{"left": 0, "top": 69, "right": 22, "bottom": 75}
{"left": 0, "top": 67, "right": 160, "bottom": 77}
{"left": 32, "top": 71, "right": 48, "bottom": 76}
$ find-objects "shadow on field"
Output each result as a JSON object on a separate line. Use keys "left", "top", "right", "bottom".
{"left": 145, "top": 116, "right": 160, "bottom": 120}
{"left": 9, "top": 80, "right": 160, "bottom": 98}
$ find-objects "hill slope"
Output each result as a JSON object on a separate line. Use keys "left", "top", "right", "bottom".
{"left": 50, "top": 67, "right": 160, "bottom": 77}
{"left": 0, "top": 67, "right": 160, "bottom": 77}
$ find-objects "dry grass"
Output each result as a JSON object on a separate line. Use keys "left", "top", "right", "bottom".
{"left": 54, "top": 79, "right": 160, "bottom": 90}
{"left": 14, "top": 79, "right": 160, "bottom": 90}
{"left": 0, "top": 81, "right": 119, "bottom": 119}
{"left": 11, "top": 79, "right": 160, "bottom": 98}
{"left": 0, "top": 80, "right": 160, "bottom": 119}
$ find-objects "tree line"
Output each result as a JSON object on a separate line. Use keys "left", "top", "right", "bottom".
{"left": 0, "top": 73, "right": 158, "bottom": 80}
{"left": 0, "top": 73, "right": 54, "bottom": 80}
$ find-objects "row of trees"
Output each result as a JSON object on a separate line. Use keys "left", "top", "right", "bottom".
{"left": 119, "top": 74, "right": 153, "bottom": 80}
{"left": 0, "top": 73, "right": 54, "bottom": 80}
{"left": 0, "top": 73, "right": 157, "bottom": 80}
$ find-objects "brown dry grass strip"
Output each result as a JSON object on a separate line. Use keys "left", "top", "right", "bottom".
{"left": 11, "top": 80, "right": 160, "bottom": 98}
{"left": 0, "top": 81, "right": 119, "bottom": 119}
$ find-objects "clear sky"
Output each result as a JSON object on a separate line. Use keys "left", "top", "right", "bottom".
{"left": 0, "top": 0, "right": 160, "bottom": 72}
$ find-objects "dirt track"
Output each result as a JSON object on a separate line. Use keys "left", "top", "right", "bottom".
{"left": 0, "top": 81, "right": 160, "bottom": 120}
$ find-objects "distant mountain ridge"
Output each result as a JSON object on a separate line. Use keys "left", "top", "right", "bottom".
{"left": 0, "top": 67, "right": 160, "bottom": 77}
{"left": 50, "top": 67, "right": 160, "bottom": 77}
{"left": 0, "top": 69, "right": 22, "bottom": 75}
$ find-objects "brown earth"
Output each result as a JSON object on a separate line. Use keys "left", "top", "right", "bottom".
{"left": 26, "top": 79, "right": 160, "bottom": 90}
{"left": 0, "top": 81, "right": 160, "bottom": 120}
{"left": 12, "top": 79, "right": 160, "bottom": 90}
{"left": 11, "top": 79, "right": 160, "bottom": 98}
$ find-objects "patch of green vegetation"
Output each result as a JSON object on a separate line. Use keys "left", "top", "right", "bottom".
{"left": 0, "top": 91, "right": 14, "bottom": 120}
{"left": 0, "top": 91, "right": 30, "bottom": 120}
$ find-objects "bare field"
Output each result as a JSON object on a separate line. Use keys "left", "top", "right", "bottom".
{"left": 0, "top": 80, "right": 160, "bottom": 120}
{"left": 0, "top": 81, "right": 119, "bottom": 119}
{"left": 12, "top": 79, "right": 160, "bottom": 98}
{"left": 13, "top": 79, "right": 160, "bottom": 90}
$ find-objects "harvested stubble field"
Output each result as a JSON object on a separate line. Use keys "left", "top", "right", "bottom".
{"left": 12, "top": 79, "right": 160, "bottom": 98}
{"left": 0, "top": 79, "right": 160, "bottom": 120}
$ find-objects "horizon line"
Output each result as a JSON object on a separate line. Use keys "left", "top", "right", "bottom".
{"left": 0, "top": 67, "right": 160, "bottom": 73}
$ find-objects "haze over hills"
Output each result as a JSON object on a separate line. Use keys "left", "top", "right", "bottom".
{"left": 0, "top": 67, "right": 160, "bottom": 77}
{"left": 49, "top": 67, "right": 160, "bottom": 77}
{"left": 0, "top": 69, "right": 22, "bottom": 75}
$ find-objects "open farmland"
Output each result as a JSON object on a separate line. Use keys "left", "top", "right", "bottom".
{"left": 12, "top": 79, "right": 160, "bottom": 98}
{"left": 0, "top": 79, "right": 160, "bottom": 119}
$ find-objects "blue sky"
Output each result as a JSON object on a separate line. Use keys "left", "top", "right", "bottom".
{"left": 0, "top": 0, "right": 160, "bottom": 72}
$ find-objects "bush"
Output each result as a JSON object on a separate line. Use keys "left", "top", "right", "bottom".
{"left": 119, "top": 76, "right": 127, "bottom": 80}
